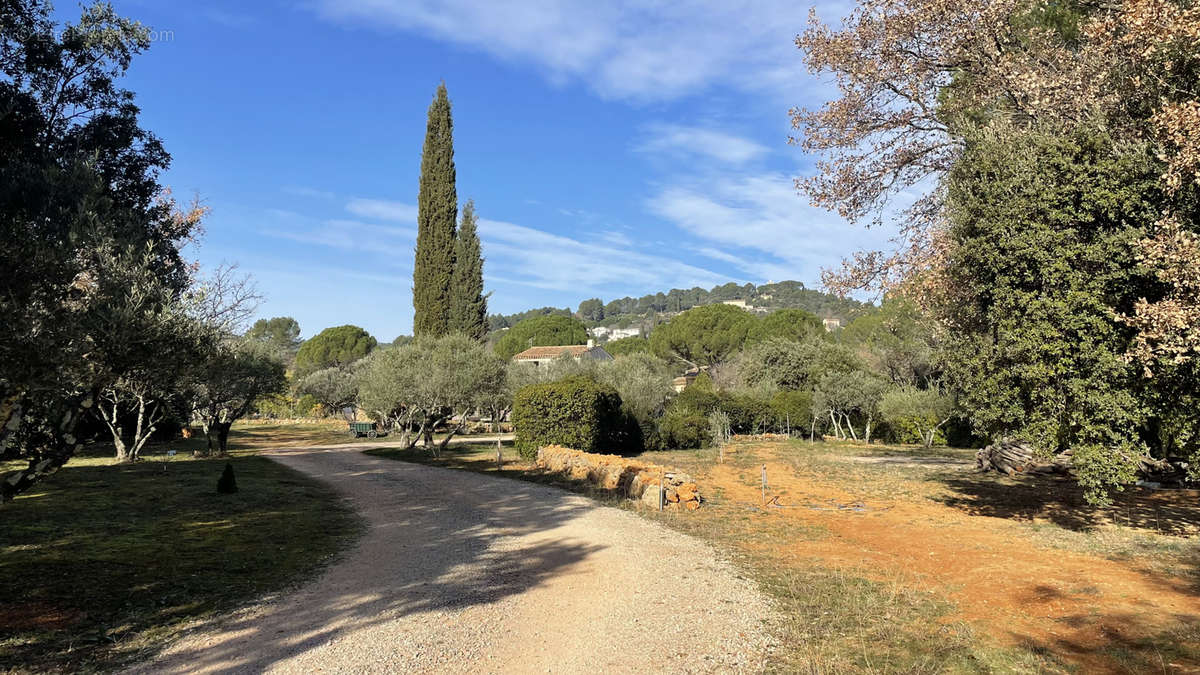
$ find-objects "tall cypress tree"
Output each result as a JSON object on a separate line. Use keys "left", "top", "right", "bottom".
{"left": 450, "top": 199, "right": 489, "bottom": 340}
{"left": 413, "top": 83, "right": 457, "bottom": 337}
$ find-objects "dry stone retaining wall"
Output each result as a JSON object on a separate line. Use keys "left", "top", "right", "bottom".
{"left": 535, "top": 446, "right": 702, "bottom": 511}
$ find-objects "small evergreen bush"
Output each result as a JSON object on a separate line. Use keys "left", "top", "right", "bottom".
{"left": 659, "top": 409, "right": 710, "bottom": 449}
{"left": 512, "top": 376, "right": 641, "bottom": 455}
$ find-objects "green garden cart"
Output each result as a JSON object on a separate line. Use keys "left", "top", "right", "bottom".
{"left": 347, "top": 421, "right": 386, "bottom": 438}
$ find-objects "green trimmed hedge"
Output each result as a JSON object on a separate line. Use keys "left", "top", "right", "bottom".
{"left": 513, "top": 376, "right": 642, "bottom": 456}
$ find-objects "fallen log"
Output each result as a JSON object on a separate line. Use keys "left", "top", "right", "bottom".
{"left": 976, "top": 440, "right": 1037, "bottom": 475}
{"left": 977, "top": 442, "right": 1191, "bottom": 485}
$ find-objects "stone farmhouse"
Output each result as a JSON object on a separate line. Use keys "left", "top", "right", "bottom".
{"left": 511, "top": 340, "right": 614, "bottom": 367}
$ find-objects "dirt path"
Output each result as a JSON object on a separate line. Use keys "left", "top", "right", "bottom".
{"left": 707, "top": 447, "right": 1200, "bottom": 672}
{"left": 137, "top": 446, "right": 772, "bottom": 674}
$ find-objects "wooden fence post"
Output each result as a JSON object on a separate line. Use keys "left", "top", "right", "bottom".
{"left": 761, "top": 464, "right": 767, "bottom": 506}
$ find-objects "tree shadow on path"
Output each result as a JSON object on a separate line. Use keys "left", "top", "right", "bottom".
{"left": 935, "top": 472, "right": 1200, "bottom": 537}
{"left": 138, "top": 447, "right": 606, "bottom": 673}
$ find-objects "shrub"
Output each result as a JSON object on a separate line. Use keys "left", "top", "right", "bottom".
{"left": 887, "top": 417, "right": 948, "bottom": 445}
{"left": 659, "top": 409, "right": 710, "bottom": 449}
{"left": 879, "top": 387, "right": 956, "bottom": 448}
{"left": 605, "top": 336, "right": 651, "bottom": 356}
{"left": 669, "top": 384, "right": 721, "bottom": 416}
{"left": 720, "top": 393, "right": 773, "bottom": 434}
{"left": 770, "top": 390, "right": 813, "bottom": 432}
{"left": 512, "top": 376, "right": 640, "bottom": 454}
{"left": 708, "top": 410, "right": 732, "bottom": 447}
{"left": 515, "top": 438, "right": 540, "bottom": 461}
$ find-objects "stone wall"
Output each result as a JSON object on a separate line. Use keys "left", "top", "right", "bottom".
{"left": 535, "top": 445, "right": 702, "bottom": 511}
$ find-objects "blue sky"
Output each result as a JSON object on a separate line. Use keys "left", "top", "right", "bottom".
{"left": 101, "top": 0, "right": 891, "bottom": 341}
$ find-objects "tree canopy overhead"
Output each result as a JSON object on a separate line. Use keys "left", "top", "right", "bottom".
{"left": 1, "top": 0, "right": 206, "bottom": 500}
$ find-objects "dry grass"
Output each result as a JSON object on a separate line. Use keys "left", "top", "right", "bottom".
{"left": 373, "top": 437, "right": 1200, "bottom": 673}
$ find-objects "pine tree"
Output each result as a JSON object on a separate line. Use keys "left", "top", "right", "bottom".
{"left": 450, "top": 199, "right": 489, "bottom": 340}
{"left": 413, "top": 83, "right": 457, "bottom": 337}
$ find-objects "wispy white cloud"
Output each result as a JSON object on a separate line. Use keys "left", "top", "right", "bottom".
{"left": 328, "top": 195, "right": 734, "bottom": 294}
{"left": 479, "top": 217, "right": 731, "bottom": 293}
{"left": 647, "top": 172, "right": 898, "bottom": 284}
{"left": 345, "top": 198, "right": 419, "bottom": 223}
{"left": 259, "top": 212, "right": 416, "bottom": 259}
{"left": 324, "top": 219, "right": 416, "bottom": 239}
{"left": 596, "top": 230, "right": 633, "bottom": 248}
{"left": 637, "top": 123, "right": 769, "bottom": 165}
{"left": 307, "top": 0, "right": 826, "bottom": 102}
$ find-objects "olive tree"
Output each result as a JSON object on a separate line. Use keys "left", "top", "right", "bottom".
{"left": 814, "top": 370, "right": 890, "bottom": 442}
{"left": 596, "top": 353, "right": 676, "bottom": 433}
{"left": 189, "top": 340, "right": 287, "bottom": 456}
{"left": 296, "top": 366, "right": 359, "bottom": 418}
{"left": 357, "top": 334, "right": 507, "bottom": 456}
{"left": 94, "top": 296, "right": 212, "bottom": 462}
{"left": 879, "top": 387, "right": 956, "bottom": 448}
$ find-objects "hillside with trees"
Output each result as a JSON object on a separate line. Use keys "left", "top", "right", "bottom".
{"left": 487, "top": 280, "right": 868, "bottom": 337}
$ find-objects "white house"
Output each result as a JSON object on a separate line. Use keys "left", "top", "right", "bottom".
{"left": 590, "top": 326, "right": 640, "bottom": 340}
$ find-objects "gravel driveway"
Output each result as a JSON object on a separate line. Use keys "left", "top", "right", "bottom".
{"left": 136, "top": 445, "right": 774, "bottom": 673}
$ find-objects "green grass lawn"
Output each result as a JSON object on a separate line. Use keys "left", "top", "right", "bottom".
{"left": 0, "top": 433, "right": 363, "bottom": 673}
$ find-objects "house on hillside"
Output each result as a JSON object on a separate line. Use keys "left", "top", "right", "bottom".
{"left": 590, "top": 326, "right": 640, "bottom": 340}
{"left": 823, "top": 318, "right": 842, "bottom": 331}
{"left": 672, "top": 373, "right": 698, "bottom": 393}
{"left": 511, "top": 340, "right": 614, "bottom": 367}
{"left": 672, "top": 368, "right": 704, "bottom": 393}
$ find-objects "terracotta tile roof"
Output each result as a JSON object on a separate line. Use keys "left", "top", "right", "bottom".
{"left": 513, "top": 345, "right": 592, "bottom": 360}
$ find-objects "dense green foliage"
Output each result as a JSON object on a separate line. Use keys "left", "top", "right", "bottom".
{"left": 0, "top": 1, "right": 206, "bottom": 498}
{"left": 770, "top": 391, "right": 814, "bottom": 431}
{"left": 841, "top": 299, "right": 938, "bottom": 386}
{"left": 577, "top": 298, "right": 605, "bottom": 321}
{"left": 245, "top": 317, "right": 301, "bottom": 355}
{"left": 939, "top": 125, "right": 1170, "bottom": 496}
{"left": 413, "top": 83, "right": 457, "bottom": 337}
{"left": 512, "top": 376, "right": 640, "bottom": 457}
{"left": 493, "top": 315, "right": 589, "bottom": 360}
{"left": 487, "top": 280, "right": 867, "bottom": 333}
{"left": 879, "top": 387, "right": 955, "bottom": 447}
{"left": 356, "top": 334, "right": 508, "bottom": 453}
{"left": 449, "top": 200, "right": 488, "bottom": 340}
{"left": 604, "top": 336, "right": 651, "bottom": 356}
{"left": 650, "top": 304, "right": 757, "bottom": 366}
{"left": 748, "top": 308, "right": 824, "bottom": 344}
{"left": 294, "top": 325, "right": 376, "bottom": 376}
{"left": 487, "top": 306, "right": 572, "bottom": 331}
{"left": 658, "top": 409, "right": 711, "bottom": 449}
